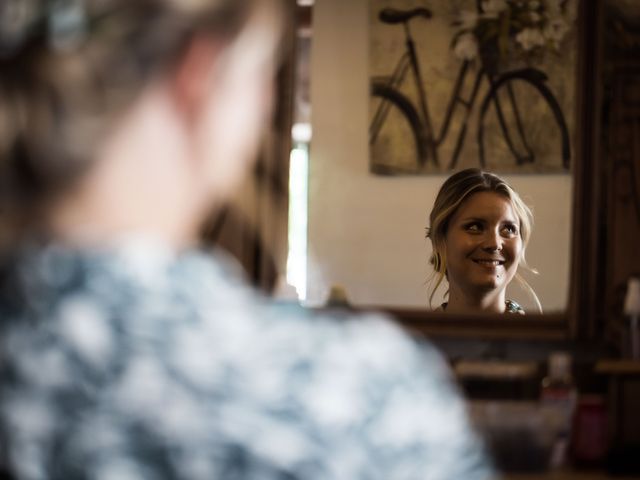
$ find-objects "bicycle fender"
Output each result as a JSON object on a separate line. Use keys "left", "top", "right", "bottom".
{"left": 498, "top": 68, "right": 549, "bottom": 84}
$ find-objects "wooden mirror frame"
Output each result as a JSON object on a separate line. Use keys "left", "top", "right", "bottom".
{"left": 378, "top": 1, "right": 606, "bottom": 342}
{"left": 220, "top": 2, "right": 609, "bottom": 344}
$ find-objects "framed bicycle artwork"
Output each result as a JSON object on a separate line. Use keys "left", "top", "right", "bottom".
{"left": 369, "top": 0, "right": 577, "bottom": 174}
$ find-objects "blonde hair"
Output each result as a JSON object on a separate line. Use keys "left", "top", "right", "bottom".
{"left": 426, "top": 168, "right": 541, "bottom": 312}
{"left": 0, "top": 0, "right": 282, "bottom": 245}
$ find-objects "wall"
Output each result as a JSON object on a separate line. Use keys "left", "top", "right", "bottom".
{"left": 307, "top": 0, "right": 572, "bottom": 312}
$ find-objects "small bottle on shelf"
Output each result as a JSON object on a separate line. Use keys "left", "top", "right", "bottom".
{"left": 541, "top": 351, "right": 577, "bottom": 469}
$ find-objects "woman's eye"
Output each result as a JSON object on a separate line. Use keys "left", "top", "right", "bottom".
{"left": 465, "top": 223, "right": 482, "bottom": 233}
{"left": 502, "top": 224, "right": 519, "bottom": 236}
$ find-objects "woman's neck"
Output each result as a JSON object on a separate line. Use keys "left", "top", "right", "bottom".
{"left": 445, "top": 287, "right": 507, "bottom": 314}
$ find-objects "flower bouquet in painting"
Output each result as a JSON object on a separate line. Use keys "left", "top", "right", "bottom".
{"left": 451, "top": 0, "right": 575, "bottom": 74}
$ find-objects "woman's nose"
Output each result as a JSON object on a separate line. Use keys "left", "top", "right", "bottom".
{"left": 482, "top": 231, "right": 503, "bottom": 252}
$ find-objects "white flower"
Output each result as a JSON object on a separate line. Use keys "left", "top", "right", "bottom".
{"left": 515, "top": 27, "right": 545, "bottom": 51}
{"left": 453, "top": 32, "right": 479, "bottom": 60}
{"left": 543, "top": 16, "right": 570, "bottom": 48}
{"left": 482, "top": 0, "right": 508, "bottom": 15}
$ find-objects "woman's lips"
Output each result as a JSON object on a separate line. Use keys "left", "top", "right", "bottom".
{"left": 472, "top": 259, "right": 505, "bottom": 267}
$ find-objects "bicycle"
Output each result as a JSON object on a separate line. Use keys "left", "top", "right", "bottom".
{"left": 369, "top": 5, "right": 571, "bottom": 173}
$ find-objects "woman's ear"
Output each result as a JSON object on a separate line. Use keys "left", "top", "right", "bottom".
{"left": 170, "top": 35, "right": 224, "bottom": 126}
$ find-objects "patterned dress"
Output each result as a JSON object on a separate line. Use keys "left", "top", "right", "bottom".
{"left": 0, "top": 239, "right": 494, "bottom": 479}
{"left": 440, "top": 300, "right": 526, "bottom": 314}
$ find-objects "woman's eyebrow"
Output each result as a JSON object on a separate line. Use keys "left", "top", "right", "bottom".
{"left": 460, "top": 216, "right": 519, "bottom": 224}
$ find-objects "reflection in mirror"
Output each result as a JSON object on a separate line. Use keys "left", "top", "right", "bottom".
{"left": 306, "top": 0, "right": 572, "bottom": 313}
{"left": 425, "top": 169, "right": 541, "bottom": 315}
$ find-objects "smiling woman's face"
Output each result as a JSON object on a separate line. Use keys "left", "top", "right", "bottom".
{"left": 445, "top": 191, "right": 523, "bottom": 300}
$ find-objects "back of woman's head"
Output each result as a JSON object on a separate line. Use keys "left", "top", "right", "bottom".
{"left": 426, "top": 168, "right": 536, "bottom": 307}
{"left": 0, "top": 0, "right": 281, "bottom": 244}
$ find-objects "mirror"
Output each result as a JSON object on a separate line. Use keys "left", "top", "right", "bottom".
{"left": 305, "top": 0, "right": 578, "bottom": 322}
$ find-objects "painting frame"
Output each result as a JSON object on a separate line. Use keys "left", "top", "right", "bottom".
{"left": 368, "top": 0, "right": 578, "bottom": 175}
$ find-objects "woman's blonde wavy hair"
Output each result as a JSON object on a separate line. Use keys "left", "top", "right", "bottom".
{"left": 426, "top": 168, "right": 541, "bottom": 312}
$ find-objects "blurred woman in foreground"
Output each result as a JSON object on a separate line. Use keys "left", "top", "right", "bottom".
{"left": 0, "top": 1, "right": 493, "bottom": 479}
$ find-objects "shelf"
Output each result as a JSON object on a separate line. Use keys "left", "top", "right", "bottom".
{"left": 595, "top": 360, "right": 640, "bottom": 375}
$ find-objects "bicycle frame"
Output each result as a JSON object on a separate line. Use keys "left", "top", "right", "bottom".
{"left": 369, "top": 52, "right": 412, "bottom": 140}
{"left": 402, "top": 23, "right": 439, "bottom": 166}
{"left": 371, "top": 19, "right": 488, "bottom": 169}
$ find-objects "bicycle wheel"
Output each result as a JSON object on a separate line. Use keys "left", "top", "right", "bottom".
{"left": 477, "top": 69, "right": 571, "bottom": 172}
{"left": 369, "top": 83, "right": 427, "bottom": 174}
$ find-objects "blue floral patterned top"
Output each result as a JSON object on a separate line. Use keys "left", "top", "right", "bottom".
{"left": 0, "top": 239, "right": 493, "bottom": 479}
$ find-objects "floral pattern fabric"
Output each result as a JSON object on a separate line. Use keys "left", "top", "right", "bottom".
{"left": 440, "top": 300, "right": 525, "bottom": 314}
{"left": 0, "top": 240, "right": 494, "bottom": 480}
{"left": 504, "top": 299, "right": 525, "bottom": 314}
